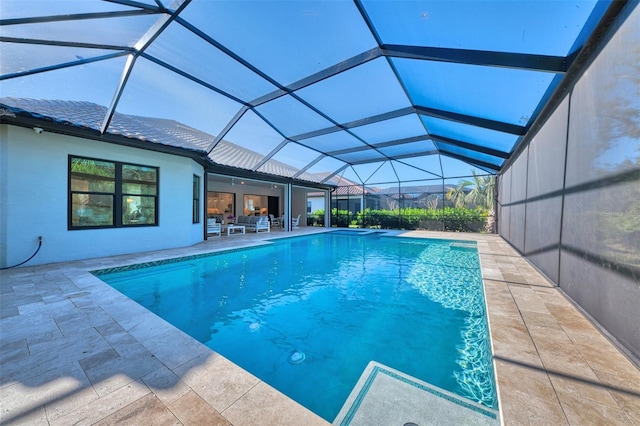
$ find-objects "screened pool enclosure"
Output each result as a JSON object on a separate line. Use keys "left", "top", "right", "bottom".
{"left": 1, "top": 0, "right": 639, "bottom": 390}
{"left": 1, "top": 0, "right": 627, "bottom": 233}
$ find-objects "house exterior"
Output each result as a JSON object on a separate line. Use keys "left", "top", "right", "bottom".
{"left": 1, "top": 124, "right": 204, "bottom": 267}
{"left": 0, "top": 98, "right": 332, "bottom": 268}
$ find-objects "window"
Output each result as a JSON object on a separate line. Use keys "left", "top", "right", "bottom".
{"left": 207, "top": 191, "right": 234, "bottom": 220}
{"left": 69, "top": 156, "right": 158, "bottom": 229}
{"left": 243, "top": 194, "right": 268, "bottom": 216}
{"left": 193, "top": 175, "right": 200, "bottom": 224}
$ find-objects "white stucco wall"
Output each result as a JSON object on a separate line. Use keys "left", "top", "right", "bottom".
{"left": 291, "top": 186, "right": 308, "bottom": 226}
{"left": 0, "top": 125, "right": 205, "bottom": 267}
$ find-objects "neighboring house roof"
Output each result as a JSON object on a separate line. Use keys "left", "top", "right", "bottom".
{"left": 310, "top": 183, "right": 458, "bottom": 199}
{"left": 306, "top": 172, "right": 372, "bottom": 197}
{"left": 378, "top": 185, "right": 456, "bottom": 195}
{"left": 0, "top": 97, "right": 310, "bottom": 180}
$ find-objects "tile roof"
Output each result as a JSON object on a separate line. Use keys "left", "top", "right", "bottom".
{"left": 0, "top": 97, "right": 306, "bottom": 179}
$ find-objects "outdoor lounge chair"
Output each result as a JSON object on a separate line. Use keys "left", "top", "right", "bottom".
{"left": 207, "top": 218, "right": 221, "bottom": 237}
{"left": 269, "top": 214, "right": 281, "bottom": 228}
{"left": 291, "top": 214, "right": 301, "bottom": 229}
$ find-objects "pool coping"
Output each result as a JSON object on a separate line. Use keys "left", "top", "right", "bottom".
{"left": 1, "top": 228, "right": 639, "bottom": 425}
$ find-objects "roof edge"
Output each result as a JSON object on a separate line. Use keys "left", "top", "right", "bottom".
{"left": 0, "top": 114, "right": 335, "bottom": 191}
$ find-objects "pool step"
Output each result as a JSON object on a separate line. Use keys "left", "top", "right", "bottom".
{"left": 331, "top": 229, "right": 384, "bottom": 236}
{"left": 333, "top": 361, "right": 499, "bottom": 426}
{"left": 450, "top": 241, "right": 477, "bottom": 249}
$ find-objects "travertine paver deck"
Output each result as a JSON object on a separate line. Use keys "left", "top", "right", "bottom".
{"left": 1, "top": 228, "right": 639, "bottom": 425}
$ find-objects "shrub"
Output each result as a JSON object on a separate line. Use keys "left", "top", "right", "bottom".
{"left": 332, "top": 207, "right": 489, "bottom": 232}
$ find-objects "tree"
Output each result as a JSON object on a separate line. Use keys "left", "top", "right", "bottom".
{"left": 466, "top": 171, "right": 496, "bottom": 210}
{"left": 446, "top": 180, "right": 472, "bottom": 208}
{"left": 446, "top": 171, "right": 497, "bottom": 233}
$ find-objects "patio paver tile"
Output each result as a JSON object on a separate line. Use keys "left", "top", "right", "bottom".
{"left": 222, "top": 381, "right": 328, "bottom": 426}
{"left": 141, "top": 365, "right": 191, "bottom": 405}
{"left": 487, "top": 314, "right": 543, "bottom": 367}
{"left": 509, "top": 285, "right": 551, "bottom": 314}
{"left": 93, "top": 393, "right": 180, "bottom": 426}
{"left": 1, "top": 361, "right": 96, "bottom": 424}
{"left": 140, "top": 326, "right": 211, "bottom": 371}
{"left": 172, "top": 351, "right": 261, "bottom": 414}
{"left": 557, "top": 391, "right": 632, "bottom": 425}
{"left": 169, "top": 390, "right": 231, "bottom": 426}
{"left": 594, "top": 371, "right": 640, "bottom": 425}
{"left": 50, "top": 380, "right": 151, "bottom": 426}
{"left": 81, "top": 343, "right": 164, "bottom": 398}
{"left": 493, "top": 358, "right": 569, "bottom": 426}
{"left": 0, "top": 339, "right": 28, "bottom": 366}
{"left": 547, "top": 373, "right": 619, "bottom": 409}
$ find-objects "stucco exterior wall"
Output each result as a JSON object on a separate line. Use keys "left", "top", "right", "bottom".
{"left": 0, "top": 125, "right": 205, "bottom": 267}
{"left": 291, "top": 186, "right": 308, "bottom": 226}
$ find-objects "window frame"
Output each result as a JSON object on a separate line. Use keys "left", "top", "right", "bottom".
{"left": 192, "top": 174, "right": 200, "bottom": 224}
{"left": 68, "top": 155, "right": 159, "bottom": 230}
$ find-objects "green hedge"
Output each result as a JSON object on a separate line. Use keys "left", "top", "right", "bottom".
{"left": 330, "top": 207, "right": 488, "bottom": 232}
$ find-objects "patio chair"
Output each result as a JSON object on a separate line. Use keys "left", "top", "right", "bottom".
{"left": 269, "top": 214, "right": 281, "bottom": 228}
{"left": 291, "top": 214, "right": 301, "bottom": 229}
{"left": 207, "top": 218, "right": 221, "bottom": 237}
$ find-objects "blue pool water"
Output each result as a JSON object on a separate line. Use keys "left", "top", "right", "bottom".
{"left": 96, "top": 233, "right": 496, "bottom": 421}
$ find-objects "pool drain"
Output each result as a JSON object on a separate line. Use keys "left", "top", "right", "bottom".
{"left": 289, "top": 350, "right": 305, "bottom": 364}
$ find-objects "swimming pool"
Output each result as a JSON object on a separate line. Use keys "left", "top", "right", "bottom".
{"left": 96, "top": 232, "right": 496, "bottom": 421}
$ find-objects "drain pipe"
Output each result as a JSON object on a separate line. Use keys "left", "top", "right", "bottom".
{"left": 0, "top": 236, "right": 42, "bottom": 270}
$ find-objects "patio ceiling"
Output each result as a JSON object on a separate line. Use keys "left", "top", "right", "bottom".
{"left": 0, "top": 0, "right": 616, "bottom": 185}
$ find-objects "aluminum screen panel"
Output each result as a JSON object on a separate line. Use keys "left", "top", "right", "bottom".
{"left": 144, "top": 22, "right": 278, "bottom": 103}
{"left": 421, "top": 116, "right": 518, "bottom": 154}
{"left": 439, "top": 144, "right": 504, "bottom": 169}
{"left": 393, "top": 158, "right": 442, "bottom": 181}
{"left": 298, "top": 131, "right": 367, "bottom": 153}
{"left": 565, "top": 6, "right": 640, "bottom": 187}
{"left": 115, "top": 57, "right": 242, "bottom": 138}
{"left": 179, "top": 0, "right": 377, "bottom": 86}
{"left": 440, "top": 155, "right": 494, "bottom": 179}
{"left": 335, "top": 166, "right": 364, "bottom": 185}
{"left": 257, "top": 143, "right": 320, "bottom": 178}
{"left": 335, "top": 150, "right": 387, "bottom": 165}
{"left": 378, "top": 140, "right": 436, "bottom": 158}
{"left": 364, "top": 161, "right": 400, "bottom": 184}
{"left": 295, "top": 58, "right": 412, "bottom": 124}
{"left": 304, "top": 157, "right": 348, "bottom": 183}
{"left": 1, "top": 57, "right": 128, "bottom": 108}
{"left": 395, "top": 58, "right": 557, "bottom": 126}
{"left": 216, "top": 110, "right": 285, "bottom": 162}
{"left": 0, "top": 43, "right": 117, "bottom": 76}
{"left": 1, "top": 15, "right": 161, "bottom": 48}
{"left": 362, "top": 0, "right": 605, "bottom": 56}
{"left": 349, "top": 162, "right": 389, "bottom": 184}
{"left": 0, "top": 0, "right": 137, "bottom": 19}
{"left": 255, "top": 95, "right": 334, "bottom": 137}
{"left": 350, "top": 114, "right": 428, "bottom": 144}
